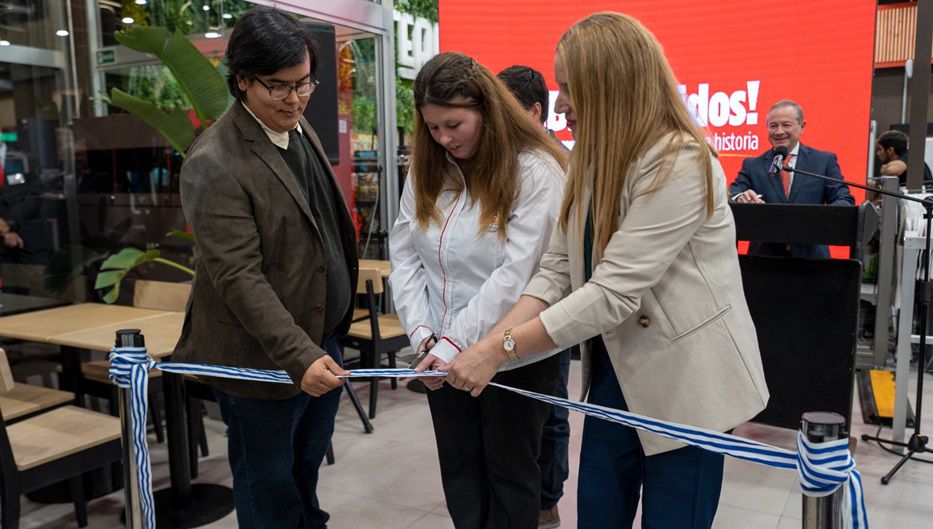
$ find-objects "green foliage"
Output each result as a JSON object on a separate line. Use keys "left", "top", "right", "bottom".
{"left": 107, "top": 25, "right": 228, "bottom": 158}
{"left": 115, "top": 26, "right": 227, "bottom": 123}
{"left": 109, "top": 88, "right": 196, "bottom": 153}
{"left": 95, "top": 246, "right": 194, "bottom": 304}
{"left": 396, "top": 0, "right": 438, "bottom": 21}
{"left": 145, "top": 0, "right": 252, "bottom": 35}
{"left": 396, "top": 78, "right": 415, "bottom": 134}
{"left": 353, "top": 94, "right": 378, "bottom": 133}
{"left": 95, "top": 248, "right": 162, "bottom": 304}
{"left": 124, "top": 65, "right": 188, "bottom": 112}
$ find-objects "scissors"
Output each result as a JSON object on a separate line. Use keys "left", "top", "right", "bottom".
{"left": 408, "top": 333, "right": 438, "bottom": 368}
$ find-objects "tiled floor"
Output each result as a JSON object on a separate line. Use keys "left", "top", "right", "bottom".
{"left": 14, "top": 356, "right": 933, "bottom": 529}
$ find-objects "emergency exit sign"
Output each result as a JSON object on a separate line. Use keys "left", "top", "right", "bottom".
{"left": 96, "top": 49, "right": 114, "bottom": 65}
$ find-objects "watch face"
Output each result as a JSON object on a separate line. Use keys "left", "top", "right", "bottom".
{"left": 504, "top": 338, "right": 515, "bottom": 352}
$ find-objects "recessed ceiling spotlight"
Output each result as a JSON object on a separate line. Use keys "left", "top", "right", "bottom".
{"left": 56, "top": 30, "right": 69, "bottom": 37}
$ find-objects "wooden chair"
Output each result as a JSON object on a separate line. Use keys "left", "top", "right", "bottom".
{"left": 72, "top": 280, "right": 193, "bottom": 444}
{"left": 0, "top": 349, "right": 73, "bottom": 424}
{"left": 340, "top": 268, "right": 409, "bottom": 419}
{"left": 132, "top": 279, "right": 192, "bottom": 312}
{"left": 0, "top": 347, "right": 122, "bottom": 528}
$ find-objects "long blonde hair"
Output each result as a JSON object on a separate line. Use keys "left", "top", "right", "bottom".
{"left": 411, "top": 52, "right": 567, "bottom": 237}
{"left": 557, "top": 12, "right": 715, "bottom": 252}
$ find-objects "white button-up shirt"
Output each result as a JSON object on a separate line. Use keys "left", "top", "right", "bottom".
{"left": 389, "top": 149, "right": 565, "bottom": 370}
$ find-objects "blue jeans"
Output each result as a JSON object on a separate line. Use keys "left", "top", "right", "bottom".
{"left": 577, "top": 338, "right": 724, "bottom": 529}
{"left": 214, "top": 339, "right": 342, "bottom": 529}
{"left": 538, "top": 347, "right": 572, "bottom": 509}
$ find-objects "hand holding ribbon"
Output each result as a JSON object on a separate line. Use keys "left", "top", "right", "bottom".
{"left": 445, "top": 339, "right": 504, "bottom": 397}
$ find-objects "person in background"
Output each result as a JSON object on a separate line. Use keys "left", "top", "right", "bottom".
{"left": 390, "top": 52, "right": 567, "bottom": 529}
{"left": 174, "top": 7, "right": 358, "bottom": 528}
{"left": 729, "top": 99, "right": 854, "bottom": 258}
{"left": 497, "top": 63, "right": 572, "bottom": 529}
{"left": 444, "top": 12, "right": 769, "bottom": 528}
{"left": 497, "top": 65, "right": 569, "bottom": 153}
{"left": 876, "top": 129, "right": 933, "bottom": 187}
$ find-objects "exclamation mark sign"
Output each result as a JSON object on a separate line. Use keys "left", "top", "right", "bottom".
{"left": 746, "top": 80, "right": 760, "bottom": 125}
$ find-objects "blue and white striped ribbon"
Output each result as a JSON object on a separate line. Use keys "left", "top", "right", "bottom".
{"left": 109, "top": 353, "right": 868, "bottom": 529}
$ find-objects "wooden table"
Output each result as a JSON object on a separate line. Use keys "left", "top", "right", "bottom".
{"left": 0, "top": 303, "right": 168, "bottom": 342}
{"left": 359, "top": 259, "right": 391, "bottom": 278}
{"left": 49, "top": 312, "right": 186, "bottom": 359}
{"left": 0, "top": 303, "right": 232, "bottom": 527}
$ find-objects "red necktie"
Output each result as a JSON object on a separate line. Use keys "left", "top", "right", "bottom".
{"left": 780, "top": 153, "right": 795, "bottom": 199}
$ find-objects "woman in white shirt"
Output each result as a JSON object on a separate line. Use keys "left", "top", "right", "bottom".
{"left": 389, "top": 52, "right": 567, "bottom": 529}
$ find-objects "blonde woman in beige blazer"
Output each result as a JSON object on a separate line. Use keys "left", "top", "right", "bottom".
{"left": 444, "top": 12, "right": 769, "bottom": 529}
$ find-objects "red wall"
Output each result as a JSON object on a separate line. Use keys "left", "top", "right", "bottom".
{"left": 438, "top": 0, "right": 877, "bottom": 205}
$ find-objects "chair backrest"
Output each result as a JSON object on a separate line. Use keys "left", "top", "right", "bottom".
{"left": 133, "top": 280, "right": 191, "bottom": 311}
{"left": 0, "top": 349, "right": 14, "bottom": 395}
{"left": 356, "top": 269, "right": 384, "bottom": 295}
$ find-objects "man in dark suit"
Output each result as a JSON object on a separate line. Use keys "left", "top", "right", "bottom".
{"left": 174, "top": 7, "right": 358, "bottom": 528}
{"left": 729, "top": 99, "right": 854, "bottom": 258}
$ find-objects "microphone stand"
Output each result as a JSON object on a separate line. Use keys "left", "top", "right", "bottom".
{"left": 786, "top": 164, "right": 933, "bottom": 484}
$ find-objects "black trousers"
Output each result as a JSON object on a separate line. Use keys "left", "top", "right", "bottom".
{"left": 428, "top": 354, "right": 559, "bottom": 529}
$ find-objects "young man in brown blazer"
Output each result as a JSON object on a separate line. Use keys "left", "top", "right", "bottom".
{"left": 173, "top": 7, "right": 358, "bottom": 528}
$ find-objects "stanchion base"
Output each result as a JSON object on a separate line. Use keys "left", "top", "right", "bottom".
{"left": 152, "top": 484, "right": 235, "bottom": 528}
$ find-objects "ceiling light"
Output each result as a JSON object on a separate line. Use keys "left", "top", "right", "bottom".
{"left": 222, "top": 13, "right": 232, "bottom": 19}
{"left": 204, "top": 31, "right": 222, "bottom": 39}
{"left": 56, "top": 30, "right": 69, "bottom": 37}
{"left": 0, "top": 40, "right": 10, "bottom": 46}
{"left": 122, "top": 17, "right": 134, "bottom": 24}
{"left": 134, "top": 0, "right": 147, "bottom": 4}
{"left": 202, "top": 5, "right": 210, "bottom": 11}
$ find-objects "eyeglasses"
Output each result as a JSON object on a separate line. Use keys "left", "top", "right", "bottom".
{"left": 253, "top": 76, "right": 319, "bottom": 101}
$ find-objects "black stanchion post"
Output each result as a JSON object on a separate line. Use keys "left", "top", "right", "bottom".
{"left": 801, "top": 412, "right": 846, "bottom": 529}
{"left": 116, "top": 328, "right": 145, "bottom": 528}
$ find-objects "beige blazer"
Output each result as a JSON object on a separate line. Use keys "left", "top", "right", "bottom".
{"left": 524, "top": 135, "right": 769, "bottom": 455}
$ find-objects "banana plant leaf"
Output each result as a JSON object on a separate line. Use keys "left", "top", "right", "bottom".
{"left": 95, "top": 247, "right": 194, "bottom": 304}
{"left": 108, "top": 89, "right": 195, "bottom": 155}
{"left": 95, "top": 248, "right": 161, "bottom": 303}
{"left": 115, "top": 26, "right": 228, "bottom": 124}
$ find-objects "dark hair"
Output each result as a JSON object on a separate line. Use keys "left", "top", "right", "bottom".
{"left": 496, "top": 65, "right": 549, "bottom": 125}
{"left": 224, "top": 7, "right": 318, "bottom": 101}
{"left": 878, "top": 130, "right": 908, "bottom": 157}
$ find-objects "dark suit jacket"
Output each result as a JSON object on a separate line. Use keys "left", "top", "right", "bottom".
{"left": 729, "top": 144, "right": 855, "bottom": 259}
{"left": 174, "top": 102, "right": 359, "bottom": 399}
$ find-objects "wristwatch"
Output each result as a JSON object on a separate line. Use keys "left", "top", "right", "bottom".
{"left": 502, "top": 329, "right": 518, "bottom": 361}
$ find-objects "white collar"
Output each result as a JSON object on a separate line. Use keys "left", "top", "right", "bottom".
{"left": 241, "top": 101, "right": 302, "bottom": 150}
